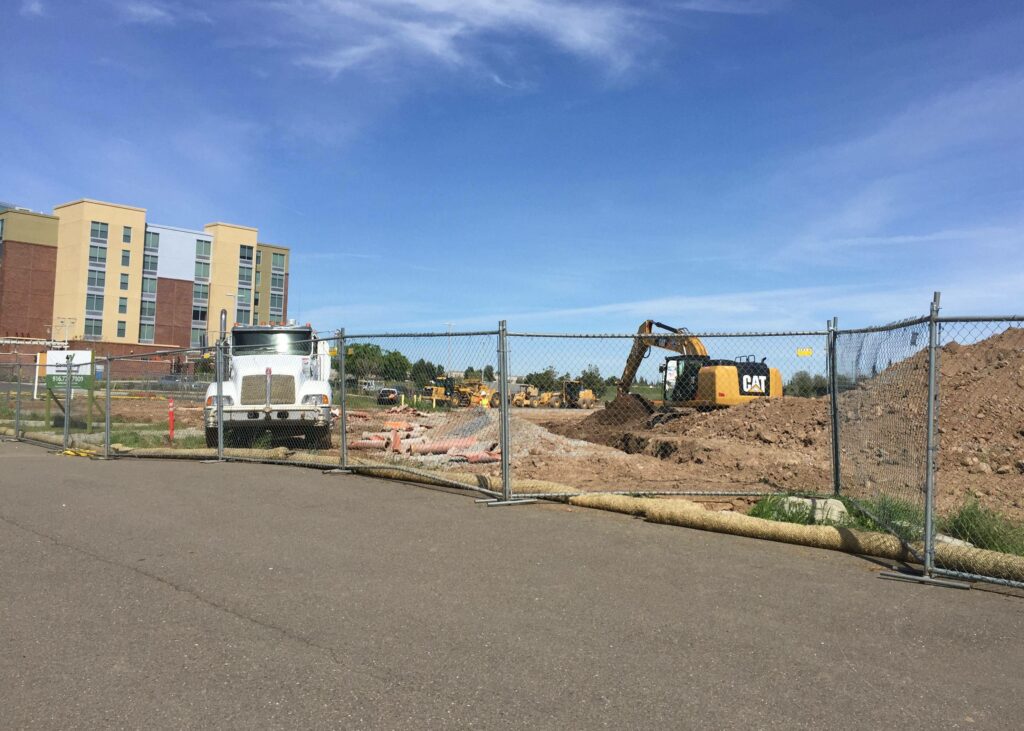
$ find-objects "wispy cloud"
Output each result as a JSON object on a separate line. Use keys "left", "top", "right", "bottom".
{"left": 20, "top": 0, "right": 44, "bottom": 17}
{"left": 262, "top": 0, "right": 782, "bottom": 80}
{"left": 112, "top": 0, "right": 211, "bottom": 26}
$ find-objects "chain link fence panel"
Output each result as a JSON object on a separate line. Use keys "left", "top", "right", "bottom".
{"left": 505, "top": 330, "right": 832, "bottom": 503}
{"left": 929, "top": 318, "right": 1024, "bottom": 588}
{"left": 335, "top": 331, "right": 504, "bottom": 496}
{"left": 833, "top": 318, "right": 932, "bottom": 556}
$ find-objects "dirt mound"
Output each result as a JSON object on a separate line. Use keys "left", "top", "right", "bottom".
{"left": 547, "top": 327, "right": 1024, "bottom": 518}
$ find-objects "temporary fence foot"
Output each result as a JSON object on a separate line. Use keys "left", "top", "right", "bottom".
{"left": 324, "top": 468, "right": 353, "bottom": 474}
{"left": 486, "top": 499, "right": 537, "bottom": 507}
{"left": 200, "top": 459, "right": 227, "bottom": 464}
{"left": 879, "top": 570, "right": 971, "bottom": 590}
{"left": 474, "top": 498, "right": 498, "bottom": 503}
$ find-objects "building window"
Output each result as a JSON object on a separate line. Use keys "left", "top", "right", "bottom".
{"left": 271, "top": 252, "right": 285, "bottom": 270}
{"left": 142, "top": 253, "right": 158, "bottom": 273}
{"left": 238, "top": 265, "right": 252, "bottom": 285}
{"left": 88, "top": 244, "right": 107, "bottom": 266}
{"left": 140, "top": 301, "right": 156, "bottom": 320}
{"left": 191, "top": 327, "right": 206, "bottom": 348}
{"left": 239, "top": 245, "right": 254, "bottom": 262}
{"left": 142, "top": 276, "right": 157, "bottom": 296}
{"left": 270, "top": 272, "right": 284, "bottom": 290}
{"left": 195, "top": 239, "right": 211, "bottom": 259}
{"left": 84, "top": 318, "right": 103, "bottom": 340}
{"left": 195, "top": 261, "right": 210, "bottom": 280}
{"left": 269, "top": 293, "right": 283, "bottom": 311}
{"left": 254, "top": 291, "right": 260, "bottom": 307}
{"left": 236, "top": 309, "right": 251, "bottom": 325}
{"left": 192, "top": 305, "right": 208, "bottom": 323}
{"left": 118, "top": 297, "right": 128, "bottom": 314}
{"left": 122, "top": 226, "right": 132, "bottom": 244}
{"left": 120, "top": 273, "right": 129, "bottom": 290}
{"left": 253, "top": 310, "right": 259, "bottom": 323}
{"left": 144, "top": 231, "right": 159, "bottom": 251}
{"left": 0, "top": 218, "right": 5, "bottom": 241}
{"left": 88, "top": 270, "right": 106, "bottom": 289}
{"left": 254, "top": 270, "right": 261, "bottom": 287}
{"left": 139, "top": 323, "right": 155, "bottom": 343}
{"left": 85, "top": 293, "right": 104, "bottom": 315}
{"left": 256, "top": 250, "right": 262, "bottom": 265}
{"left": 117, "top": 321, "right": 126, "bottom": 338}
{"left": 90, "top": 221, "right": 108, "bottom": 241}
{"left": 121, "top": 249, "right": 130, "bottom": 267}
{"left": 237, "top": 287, "right": 251, "bottom": 306}
{"left": 192, "top": 282, "right": 209, "bottom": 302}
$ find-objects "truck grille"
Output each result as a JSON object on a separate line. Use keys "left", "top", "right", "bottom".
{"left": 240, "top": 375, "right": 296, "bottom": 405}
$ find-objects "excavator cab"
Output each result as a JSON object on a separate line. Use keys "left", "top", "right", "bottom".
{"left": 661, "top": 355, "right": 710, "bottom": 403}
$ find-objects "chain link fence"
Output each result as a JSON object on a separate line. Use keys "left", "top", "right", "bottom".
{"left": 929, "top": 317, "right": 1024, "bottom": 587}
{"left": 833, "top": 317, "right": 932, "bottom": 560}
{"left": 504, "top": 330, "right": 832, "bottom": 502}
{"left": 6, "top": 299, "right": 1023, "bottom": 590}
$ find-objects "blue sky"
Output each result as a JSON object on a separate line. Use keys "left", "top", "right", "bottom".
{"left": 4, "top": 0, "right": 1024, "bottom": 334}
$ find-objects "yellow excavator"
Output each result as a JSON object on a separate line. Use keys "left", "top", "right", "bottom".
{"left": 616, "top": 320, "right": 782, "bottom": 415}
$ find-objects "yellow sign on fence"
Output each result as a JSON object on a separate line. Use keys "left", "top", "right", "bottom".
{"left": 796, "top": 347, "right": 814, "bottom": 357}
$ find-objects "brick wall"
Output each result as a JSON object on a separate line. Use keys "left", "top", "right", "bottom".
{"left": 0, "top": 240, "right": 57, "bottom": 339}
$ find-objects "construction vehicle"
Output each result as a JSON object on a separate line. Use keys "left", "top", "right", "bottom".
{"left": 562, "top": 380, "right": 598, "bottom": 409}
{"left": 511, "top": 384, "right": 541, "bottom": 407}
{"left": 204, "top": 318, "right": 333, "bottom": 448}
{"left": 451, "top": 379, "right": 501, "bottom": 408}
{"left": 616, "top": 320, "right": 782, "bottom": 413}
{"left": 424, "top": 377, "right": 457, "bottom": 406}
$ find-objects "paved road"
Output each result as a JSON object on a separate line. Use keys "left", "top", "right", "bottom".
{"left": 1, "top": 440, "right": 1023, "bottom": 729}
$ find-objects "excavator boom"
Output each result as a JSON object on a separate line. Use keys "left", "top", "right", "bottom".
{"left": 618, "top": 320, "right": 708, "bottom": 395}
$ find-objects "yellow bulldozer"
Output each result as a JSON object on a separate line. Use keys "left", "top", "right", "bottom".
{"left": 511, "top": 384, "right": 541, "bottom": 407}
{"left": 529, "top": 380, "right": 598, "bottom": 409}
{"left": 614, "top": 320, "right": 782, "bottom": 416}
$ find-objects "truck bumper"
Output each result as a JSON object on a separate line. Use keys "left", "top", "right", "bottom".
{"left": 205, "top": 406, "right": 331, "bottom": 429}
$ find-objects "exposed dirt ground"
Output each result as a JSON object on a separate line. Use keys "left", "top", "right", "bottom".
{"left": 6, "top": 328, "right": 1019, "bottom": 517}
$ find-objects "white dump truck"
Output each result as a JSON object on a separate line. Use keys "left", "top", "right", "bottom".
{"left": 204, "top": 323, "right": 333, "bottom": 448}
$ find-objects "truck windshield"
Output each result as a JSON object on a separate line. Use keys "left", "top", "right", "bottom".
{"left": 232, "top": 330, "right": 313, "bottom": 356}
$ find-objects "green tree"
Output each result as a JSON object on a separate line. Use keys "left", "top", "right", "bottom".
{"left": 785, "top": 370, "right": 829, "bottom": 397}
{"left": 464, "top": 366, "right": 479, "bottom": 381}
{"left": 381, "top": 350, "right": 410, "bottom": 381}
{"left": 578, "top": 364, "right": 604, "bottom": 394}
{"left": 483, "top": 365, "right": 495, "bottom": 382}
{"left": 523, "top": 366, "right": 558, "bottom": 392}
{"left": 347, "top": 343, "right": 384, "bottom": 380}
{"left": 411, "top": 359, "right": 440, "bottom": 388}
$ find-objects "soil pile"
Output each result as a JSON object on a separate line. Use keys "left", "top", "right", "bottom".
{"left": 545, "top": 327, "right": 1024, "bottom": 518}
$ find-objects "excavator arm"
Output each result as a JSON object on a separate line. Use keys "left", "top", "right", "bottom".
{"left": 617, "top": 320, "right": 708, "bottom": 396}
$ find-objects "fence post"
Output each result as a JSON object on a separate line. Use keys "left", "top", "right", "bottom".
{"left": 63, "top": 354, "right": 73, "bottom": 451}
{"left": 15, "top": 361, "right": 23, "bottom": 438}
{"left": 923, "top": 292, "right": 942, "bottom": 577}
{"left": 215, "top": 340, "right": 225, "bottom": 460}
{"left": 828, "top": 317, "right": 841, "bottom": 497}
{"left": 104, "top": 357, "right": 112, "bottom": 459}
{"left": 338, "top": 328, "right": 348, "bottom": 469}
{"left": 498, "top": 320, "right": 512, "bottom": 502}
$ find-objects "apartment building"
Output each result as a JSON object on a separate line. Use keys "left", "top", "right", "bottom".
{"left": 43, "top": 199, "right": 290, "bottom": 350}
{"left": 0, "top": 207, "right": 60, "bottom": 339}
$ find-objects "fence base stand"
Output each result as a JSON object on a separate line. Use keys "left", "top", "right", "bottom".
{"left": 324, "top": 468, "right": 353, "bottom": 475}
{"left": 200, "top": 459, "right": 228, "bottom": 464}
{"left": 879, "top": 570, "right": 971, "bottom": 590}
{"left": 486, "top": 499, "right": 537, "bottom": 507}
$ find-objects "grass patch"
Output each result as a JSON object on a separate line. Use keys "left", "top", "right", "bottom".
{"left": 109, "top": 430, "right": 206, "bottom": 449}
{"left": 748, "top": 494, "right": 814, "bottom": 525}
{"left": 941, "top": 501, "right": 1024, "bottom": 557}
{"left": 840, "top": 495, "right": 925, "bottom": 543}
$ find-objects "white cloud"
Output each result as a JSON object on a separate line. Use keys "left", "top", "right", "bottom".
{"left": 113, "top": 0, "right": 211, "bottom": 25}
{"left": 268, "top": 0, "right": 768, "bottom": 79}
{"left": 20, "top": 0, "right": 44, "bottom": 17}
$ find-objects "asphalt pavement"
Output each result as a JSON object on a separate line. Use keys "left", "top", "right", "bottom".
{"left": 1, "top": 439, "right": 1022, "bottom": 729}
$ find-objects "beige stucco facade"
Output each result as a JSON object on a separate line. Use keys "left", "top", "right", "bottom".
{"left": 0, "top": 208, "right": 59, "bottom": 246}
{"left": 51, "top": 199, "right": 148, "bottom": 343}
{"left": 254, "top": 242, "right": 289, "bottom": 325}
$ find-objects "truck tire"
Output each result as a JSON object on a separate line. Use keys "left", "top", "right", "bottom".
{"left": 205, "top": 427, "right": 218, "bottom": 448}
{"left": 307, "top": 425, "right": 332, "bottom": 450}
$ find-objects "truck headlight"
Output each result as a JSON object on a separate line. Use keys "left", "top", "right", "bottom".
{"left": 205, "top": 395, "right": 234, "bottom": 407}
{"left": 302, "top": 394, "right": 330, "bottom": 406}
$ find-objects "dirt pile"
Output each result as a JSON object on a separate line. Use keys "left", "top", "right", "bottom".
{"left": 544, "top": 327, "right": 1024, "bottom": 517}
